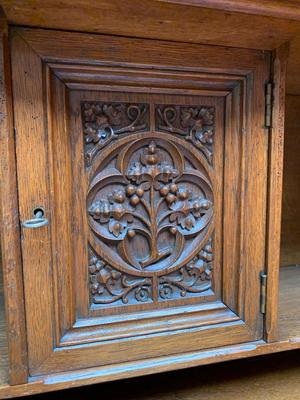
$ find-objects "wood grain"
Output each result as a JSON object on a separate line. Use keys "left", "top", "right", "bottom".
{"left": 0, "top": 256, "right": 8, "bottom": 386}
{"left": 11, "top": 31, "right": 54, "bottom": 373}
{"left": 279, "top": 265, "right": 300, "bottom": 340}
{"left": 0, "top": 11, "right": 28, "bottom": 385}
{"left": 265, "top": 43, "right": 289, "bottom": 342}
{"left": 157, "top": 0, "right": 300, "bottom": 21}
{"left": 281, "top": 95, "right": 300, "bottom": 266}
{"left": 1, "top": 267, "right": 299, "bottom": 398}
{"left": 2, "top": 1, "right": 300, "bottom": 51}
{"left": 10, "top": 27, "right": 271, "bottom": 377}
{"left": 3, "top": 2, "right": 300, "bottom": 95}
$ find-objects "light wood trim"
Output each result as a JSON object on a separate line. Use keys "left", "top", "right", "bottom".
{"left": 0, "top": 10, "right": 28, "bottom": 385}
{"left": 265, "top": 42, "right": 289, "bottom": 342}
{"left": 2, "top": 2, "right": 300, "bottom": 52}
{"left": 156, "top": 0, "right": 300, "bottom": 21}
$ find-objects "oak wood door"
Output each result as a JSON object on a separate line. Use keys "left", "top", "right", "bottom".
{"left": 11, "top": 28, "right": 270, "bottom": 377}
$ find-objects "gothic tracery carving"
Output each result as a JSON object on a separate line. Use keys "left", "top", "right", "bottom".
{"left": 82, "top": 100, "right": 215, "bottom": 307}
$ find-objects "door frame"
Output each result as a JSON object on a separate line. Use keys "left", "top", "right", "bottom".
{"left": 1, "top": 25, "right": 284, "bottom": 383}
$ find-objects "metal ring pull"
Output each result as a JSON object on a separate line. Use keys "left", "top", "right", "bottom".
{"left": 22, "top": 208, "right": 49, "bottom": 229}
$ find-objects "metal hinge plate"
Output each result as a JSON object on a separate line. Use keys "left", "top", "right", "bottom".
{"left": 265, "top": 82, "right": 273, "bottom": 128}
{"left": 260, "top": 272, "right": 267, "bottom": 314}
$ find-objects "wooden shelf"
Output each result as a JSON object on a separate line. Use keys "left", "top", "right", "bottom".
{"left": 0, "top": 264, "right": 299, "bottom": 391}
{"left": 279, "top": 265, "right": 300, "bottom": 341}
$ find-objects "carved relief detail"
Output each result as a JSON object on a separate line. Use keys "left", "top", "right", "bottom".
{"left": 82, "top": 102, "right": 149, "bottom": 165}
{"left": 89, "top": 238, "right": 213, "bottom": 306}
{"left": 156, "top": 105, "right": 215, "bottom": 164}
{"left": 159, "top": 238, "right": 213, "bottom": 300}
{"left": 88, "top": 139, "right": 213, "bottom": 273}
{"left": 89, "top": 247, "right": 152, "bottom": 305}
{"left": 83, "top": 99, "right": 216, "bottom": 308}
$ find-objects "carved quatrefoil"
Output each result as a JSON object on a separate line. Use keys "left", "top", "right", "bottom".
{"left": 87, "top": 136, "right": 214, "bottom": 276}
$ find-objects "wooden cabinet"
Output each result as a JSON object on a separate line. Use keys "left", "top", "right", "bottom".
{"left": 10, "top": 28, "right": 270, "bottom": 376}
{"left": 0, "top": 2, "right": 299, "bottom": 398}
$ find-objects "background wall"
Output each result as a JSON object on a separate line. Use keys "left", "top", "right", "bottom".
{"left": 281, "top": 95, "right": 300, "bottom": 266}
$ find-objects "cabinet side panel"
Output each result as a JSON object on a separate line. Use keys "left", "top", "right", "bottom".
{"left": 0, "top": 19, "right": 28, "bottom": 384}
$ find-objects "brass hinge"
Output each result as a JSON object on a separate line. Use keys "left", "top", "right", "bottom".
{"left": 265, "top": 82, "right": 273, "bottom": 128}
{"left": 260, "top": 272, "right": 267, "bottom": 314}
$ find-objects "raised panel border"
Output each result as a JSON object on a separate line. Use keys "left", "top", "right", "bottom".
{"left": 48, "top": 66, "right": 246, "bottom": 349}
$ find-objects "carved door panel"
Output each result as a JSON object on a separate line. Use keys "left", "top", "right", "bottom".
{"left": 12, "top": 28, "right": 270, "bottom": 376}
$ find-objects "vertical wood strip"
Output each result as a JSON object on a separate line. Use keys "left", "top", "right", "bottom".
{"left": 11, "top": 32, "right": 54, "bottom": 372}
{"left": 265, "top": 42, "right": 289, "bottom": 342}
{"left": 0, "top": 11, "right": 28, "bottom": 384}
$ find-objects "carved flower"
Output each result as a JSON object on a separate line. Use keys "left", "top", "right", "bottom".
{"left": 180, "top": 107, "right": 214, "bottom": 146}
{"left": 83, "top": 103, "right": 123, "bottom": 145}
{"left": 102, "top": 104, "right": 122, "bottom": 125}
{"left": 108, "top": 219, "right": 127, "bottom": 237}
{"left": 186, "top": 240, "right": 213, "bottom": 281}
{"left": 195, "top": 128, "right": 214, "bottom": 145}
{"left": 89, "top": 255, "right": 106, "bottom": 276}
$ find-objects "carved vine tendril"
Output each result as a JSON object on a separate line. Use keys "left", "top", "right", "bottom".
{"left": 156, "top": 105, "right": 215, "bottom": 164}
{"left": 82, "top": 102, "right": 149, "bottom": 165}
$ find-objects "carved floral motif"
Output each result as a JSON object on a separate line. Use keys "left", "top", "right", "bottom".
{"left": 89, "top": 247, "right": 152, "bottom": 305}
{"left": 89, "top": 239, "right": 213, "bottom": 306}
{"left": 159, "top": 238, "right": 213, "bottom": 300}
{"left": 83, "top": 100, "right": 216, "bottom": 307}
{"left": 88, "top": 140, "right": 213, "bottom": 271}
{"left": 156, "top": 105, "right": 215, "bottom": 164}
{"left": 82, "top": 102, "right": 149, "bottom": 165}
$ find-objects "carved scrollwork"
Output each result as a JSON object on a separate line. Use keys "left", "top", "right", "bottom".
{"left": 156, "top": 105, "right": 215, "bottom": 164}
{"left": 82, "top": 102, "right": 149, "bottom": 165}
{"left": 159, "top": 238, "right": 213, "bottom": 300}
{"left": 89, "top": 247, "right": 152, "bottom": 305}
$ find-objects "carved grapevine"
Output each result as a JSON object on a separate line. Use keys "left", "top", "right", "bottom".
{"left": 82, "top": 101, "right": 215, "bottom": 308}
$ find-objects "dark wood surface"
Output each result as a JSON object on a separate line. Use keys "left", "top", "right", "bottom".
{"left": 279, "top": 266, "right": 300, "bottom": 340}
{"left": 281, "top": 95, "right": 300, "bottom": 266}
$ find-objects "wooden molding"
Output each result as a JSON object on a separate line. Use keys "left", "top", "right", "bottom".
{"left": 155, "top": 0, "right": 300, "bottom": 21}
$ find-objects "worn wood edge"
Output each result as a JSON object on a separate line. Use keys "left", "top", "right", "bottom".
{"left": 265, "top": 42, "right": 290, "bottom": 342}
{"left": 1, "top": 337, "right": 300, "bottom": 398}
{"left": 155, "top": 0, "right": 300, "bottom": 22}
{"left": 12, "top": 26, "right": 269, "bottom": 73}
{"left": 0, "top": 8, "right": 28, "bottom": 385}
